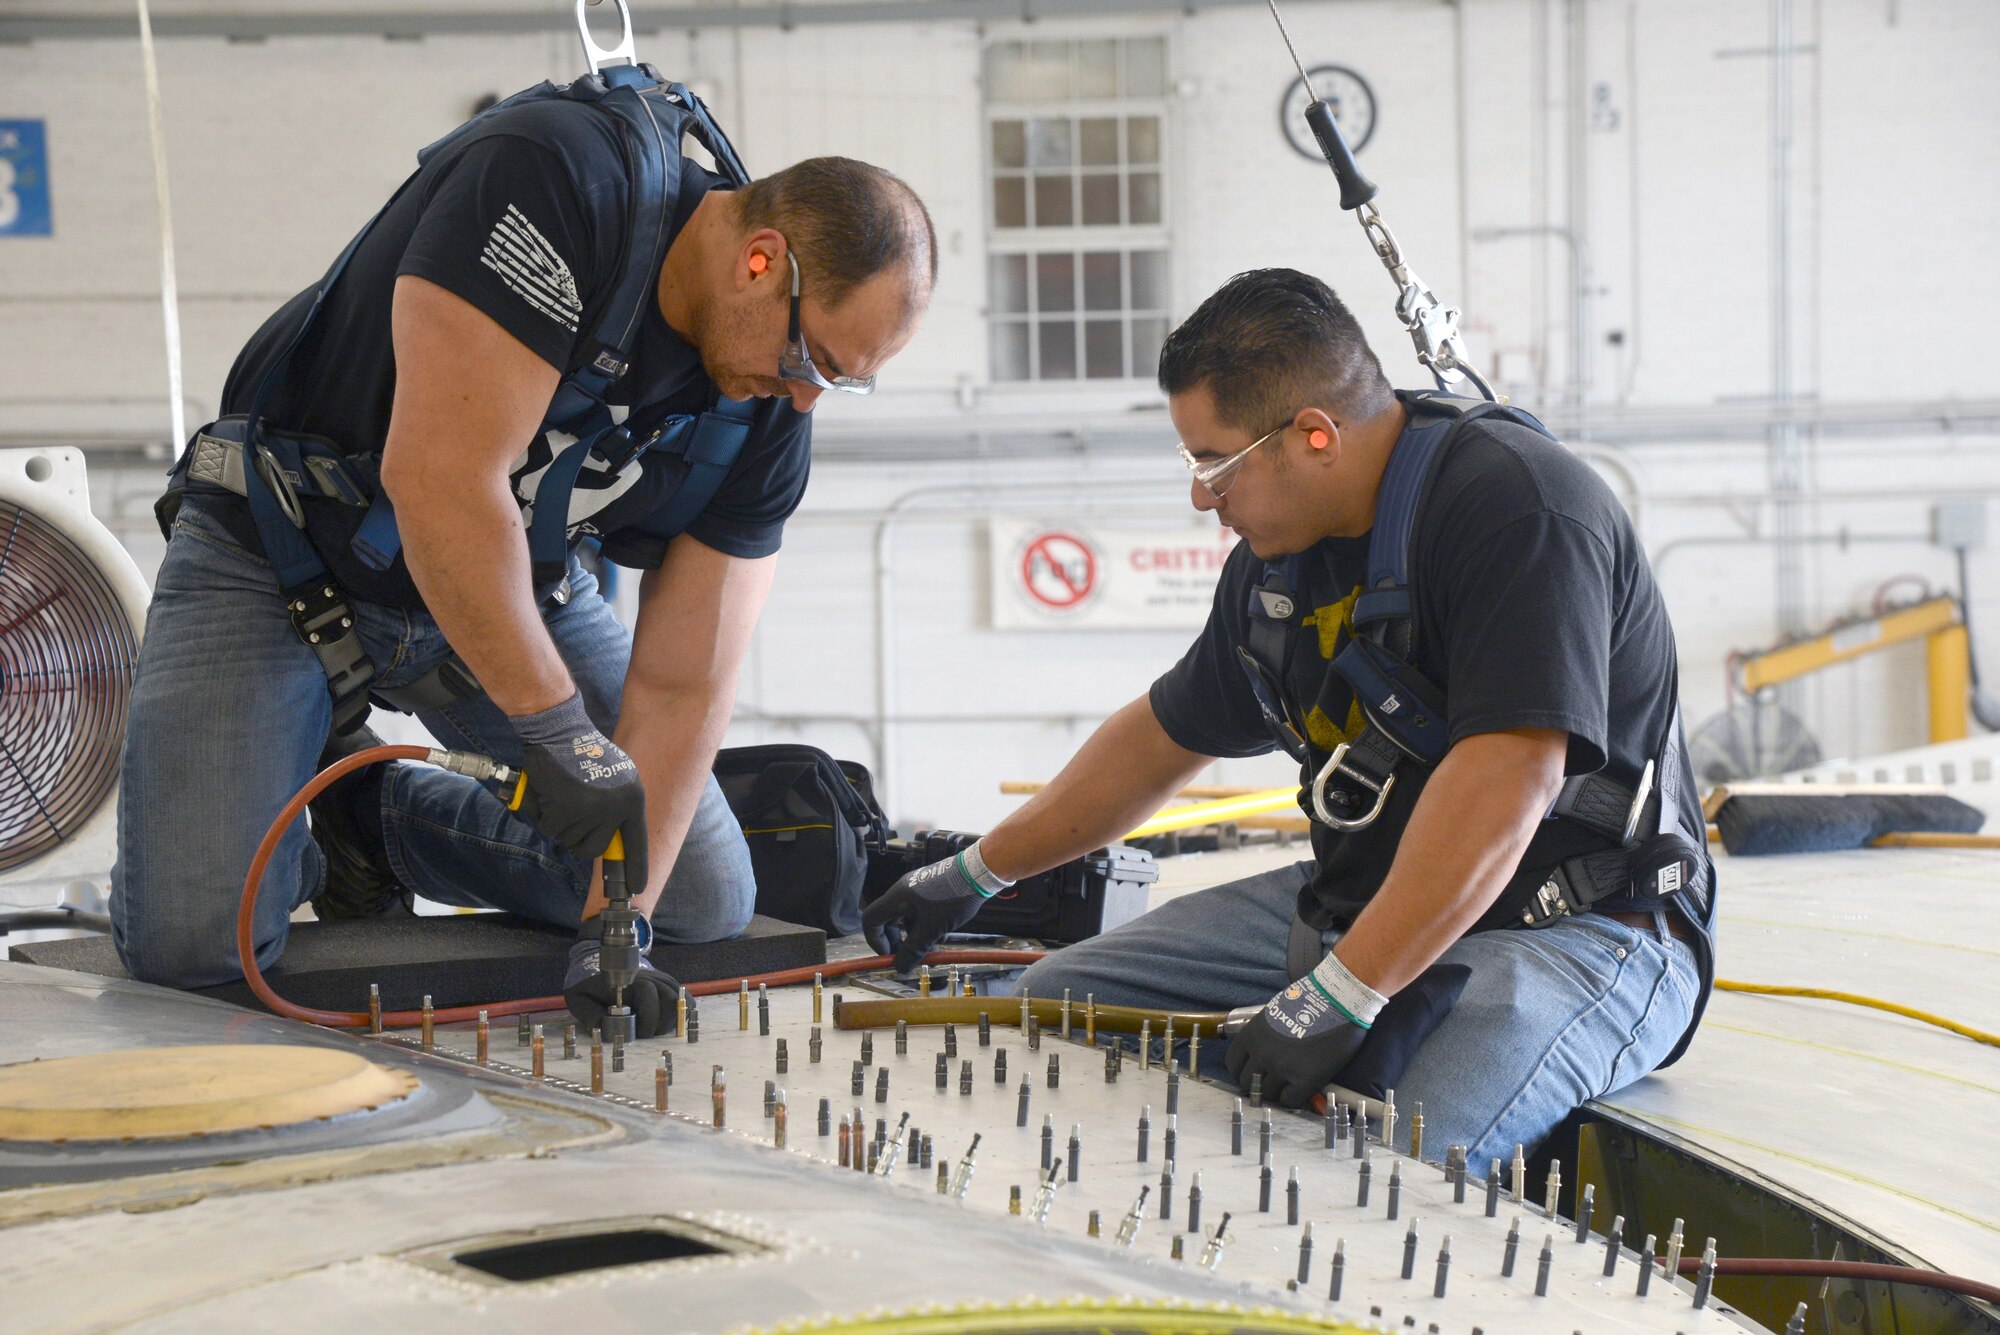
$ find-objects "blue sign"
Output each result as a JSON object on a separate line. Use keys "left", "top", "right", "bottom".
{"left": 0, "top": 120, "right": 52, "bottom": 237}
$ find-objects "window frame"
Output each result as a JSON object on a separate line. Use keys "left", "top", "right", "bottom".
{"left": 982, "top": 33, "right": 1173, "bottom": 387}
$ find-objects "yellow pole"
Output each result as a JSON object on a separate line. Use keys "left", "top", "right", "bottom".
{"left": 1927, "top": 623, "right": 1971, "bottom": 743}
{"left": 1123, "top": 788, "right": 1300, "bottom": 840}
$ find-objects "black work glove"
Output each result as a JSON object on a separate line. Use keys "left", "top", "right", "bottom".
{"left": 1224, "top": 951, "right": 1387, "bottom": 1109}
{"left": 565, "top": 915, "right": 680, "bottom": 1040}
{"left": 861, "top": 840, "right": 1011, "bottom": 974}
{"left": 508, "top": 692, "right": 649, "bottom": 892}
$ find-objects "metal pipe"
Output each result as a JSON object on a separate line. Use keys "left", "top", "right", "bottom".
{"left": 1565, "top": 0, "right": 1590, "bottom": 416}
{"left": 1650, "top": 528, "right": 1930, "bottom": 581}
{"left": 1451, "top": 0, "right": 1474, "bottom": 338}
{"left": 1470, "top": 225, "right": 1593, "bottom": 407}
{"left": 43, "top": 397, "right": 2000, "bottom": 464}
{"left": 869, "top": 479, "right": 1192, "bottom": 819}
{"left": 1768, "top": 0, "right": 1807, "bottom": 640}
{"left": 3, "top": 0, "right": 1306, "bottom": 42}
{"left": 1622, "top": 0, "right": 1646, "bottom": 402}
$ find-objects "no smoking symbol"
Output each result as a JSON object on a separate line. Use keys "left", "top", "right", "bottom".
{"left": 1019, "top": 531, "right": 1099, "bottom": 611}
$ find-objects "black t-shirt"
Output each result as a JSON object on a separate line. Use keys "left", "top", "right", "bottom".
{"left": 211, "top": 95, "right": 811, "bottom": 610}
{"left": 1151, "top": 402, "right": 1712, "bottom": 953}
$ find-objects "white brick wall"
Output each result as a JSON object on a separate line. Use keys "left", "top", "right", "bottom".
{"left": 3, "top": 0, "right": 1997, "bottom": 828}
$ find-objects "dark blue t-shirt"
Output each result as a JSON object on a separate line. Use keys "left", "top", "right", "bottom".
{"left": 213, "top": 95, "right": 810, "bottom": 609}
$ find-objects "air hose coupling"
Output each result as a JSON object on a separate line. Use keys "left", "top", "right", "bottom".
{"left": 425, "top": 748, "right": 517, "bottom": 785}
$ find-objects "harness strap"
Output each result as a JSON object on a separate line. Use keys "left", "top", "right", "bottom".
{"left": 1330, "top": 635, "right": 1449, "bottom": 764}
{"left": 526, "top": 430, "right": 617, "bottom": 583}
{"left": 1325, "top": 394, "right": 1560, "bottom": 810}
{"left": 180, "top": 419, "right": 378, "bottom": 732}
{"left": 633, "top": 397, "right": 757, "bottom": 545}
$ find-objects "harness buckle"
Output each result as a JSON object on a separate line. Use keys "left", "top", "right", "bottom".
{"left": 252, "top": 443, "right": 307, "bottom": 528}
{"left": 1309, "top": 741, "right": 1396, "bottom": 831}
{"left": 1621, "top": 759, "right": 1656, "bottom": 845}
{"left": 286, "top": 582, "right": 374, "bottom": 725}
{"left": 287, "top": 582, "right": 354, "bottom": 649}
{"left": 1525, "top": 877, "right": 1571, "bottom": 926}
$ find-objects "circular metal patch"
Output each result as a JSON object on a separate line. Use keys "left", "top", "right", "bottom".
{"left": 0, "top": 1045, "right": 418, "bottom": 1142}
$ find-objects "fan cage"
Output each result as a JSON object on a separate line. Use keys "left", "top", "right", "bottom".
{"left": 0, "top": 499, "right": 138, "bottom": 872}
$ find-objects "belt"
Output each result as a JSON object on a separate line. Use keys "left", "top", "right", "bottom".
{"left": 1604, "top": 908, "right": 1696, "bottom": 946}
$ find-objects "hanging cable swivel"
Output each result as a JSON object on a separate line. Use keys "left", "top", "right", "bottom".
{"left": 1266, "top": 0, "right": 1494, "bottom": 401}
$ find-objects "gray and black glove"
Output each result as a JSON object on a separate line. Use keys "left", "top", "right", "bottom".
{"left": 861, "top": 839, "right": 1012, "bottom": 974}
{"left": 508, "top": 692, "right": 649, "bottom": 892}
{"left": 565, "top": 915, "right": 680, "bottom": 1040}
{"left": 1224, "top": 950, "right": 1386, "bottom": 1109}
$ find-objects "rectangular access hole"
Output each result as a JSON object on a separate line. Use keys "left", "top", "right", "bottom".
{"left": 454, "top": 1228, "right": 725, "bottom": 1282}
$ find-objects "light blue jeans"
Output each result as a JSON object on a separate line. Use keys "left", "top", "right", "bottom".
{"left": 111, "top": 496, "right": 755, "bottom": 989}
{"left": 1016, "top": 859, "right": 1698, "bottom": 1167}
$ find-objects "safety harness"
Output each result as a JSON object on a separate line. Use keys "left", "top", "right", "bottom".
{"left": 1238, "top": 391, "right": 1711, "bottom": 930}
{"left": 160, "top": 63, "right": 756, "bottom": 733}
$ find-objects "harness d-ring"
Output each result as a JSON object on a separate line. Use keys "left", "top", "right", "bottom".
{"left": 1310, "top": 742, "right": 1394, "bottom": 831}
{"left": 575, "top": 0, "right": 637, "bottom": 73}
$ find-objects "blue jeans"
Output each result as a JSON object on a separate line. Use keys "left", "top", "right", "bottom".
{"left": 111, "top": 496, "right": 755, "bottom": 989}
{"left": 1016, "top": 860, "right": 1698, "bottom": 1168}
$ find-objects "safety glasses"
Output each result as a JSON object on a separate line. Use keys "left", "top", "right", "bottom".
{"left": 1177, "top": 419, "right": 1288, "bottom": 499}
{"left": 779, "top": 251, "right": 876, "bottom": 395}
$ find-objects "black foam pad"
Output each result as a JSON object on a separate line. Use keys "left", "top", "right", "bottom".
{"left": 1715, "top": 791, "right": 1986, "bottom": 855}
{"left": 9, "top": 913, "right": 826, "bottom": 1016}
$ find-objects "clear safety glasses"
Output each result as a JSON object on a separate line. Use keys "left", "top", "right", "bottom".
{"left": 1177, "top": 420, "right": 1288, "bottom": 499}
{"left": 779, "top": 251, "right": 876, "bottom": 395}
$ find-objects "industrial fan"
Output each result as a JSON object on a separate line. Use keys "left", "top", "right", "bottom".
{"left": 0, "top": 448, "right": 149, "bottom": 913}
{"left": 1686, "top": 699, "right": 1822, "bottom": 785}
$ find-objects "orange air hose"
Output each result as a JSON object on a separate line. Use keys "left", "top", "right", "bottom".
{"left": 235, "top": 744, "right": 1044, "bottom": 1030}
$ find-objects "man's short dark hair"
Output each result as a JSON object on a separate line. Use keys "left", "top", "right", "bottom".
{"left": 737, "top": 157, "right": 936, "bottom": 314}
{"left": 1157, "top": 268, "right": 1393, "bottom": 430}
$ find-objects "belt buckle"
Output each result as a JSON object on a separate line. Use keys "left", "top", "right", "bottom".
{"left": 1309, "top": 741, "right": 1395, "bottom": 831}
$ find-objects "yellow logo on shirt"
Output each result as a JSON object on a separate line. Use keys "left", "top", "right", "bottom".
{"left": 1302, "top": 586, "right": 1367, "bottom": 750}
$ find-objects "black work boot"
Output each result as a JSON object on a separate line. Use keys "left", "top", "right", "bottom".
{"left": 307, "top": 722, "right": 414, "bottom": 919}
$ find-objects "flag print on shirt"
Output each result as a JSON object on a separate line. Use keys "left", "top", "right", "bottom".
{"left": 480, "top": 203, "right": 581, "bottom": 332}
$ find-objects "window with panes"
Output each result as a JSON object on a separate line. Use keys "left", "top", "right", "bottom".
{"left": 984, "top": 36, "right": 1170, "bottom": 382}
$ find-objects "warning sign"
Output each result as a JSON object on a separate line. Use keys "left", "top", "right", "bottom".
{"left": 1018, "top": 531, "right": 1100, "bottom": 611}
{"left": 992, "top": 520, "right": 1239, "bottom": 630}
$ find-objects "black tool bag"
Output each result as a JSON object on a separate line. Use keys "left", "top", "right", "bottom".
{"left": 863, "top": 830, "right": 1159, "bottom": 944}
{"left": 712, "top": 744, "right": 890, "bottom": 936}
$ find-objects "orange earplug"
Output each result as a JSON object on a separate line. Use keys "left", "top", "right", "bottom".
{"left": 748, "top": 253, "right": 769, "bottom": 275}
{"left": 1309, "top": 429, "right": 1329, "bottom": 449}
